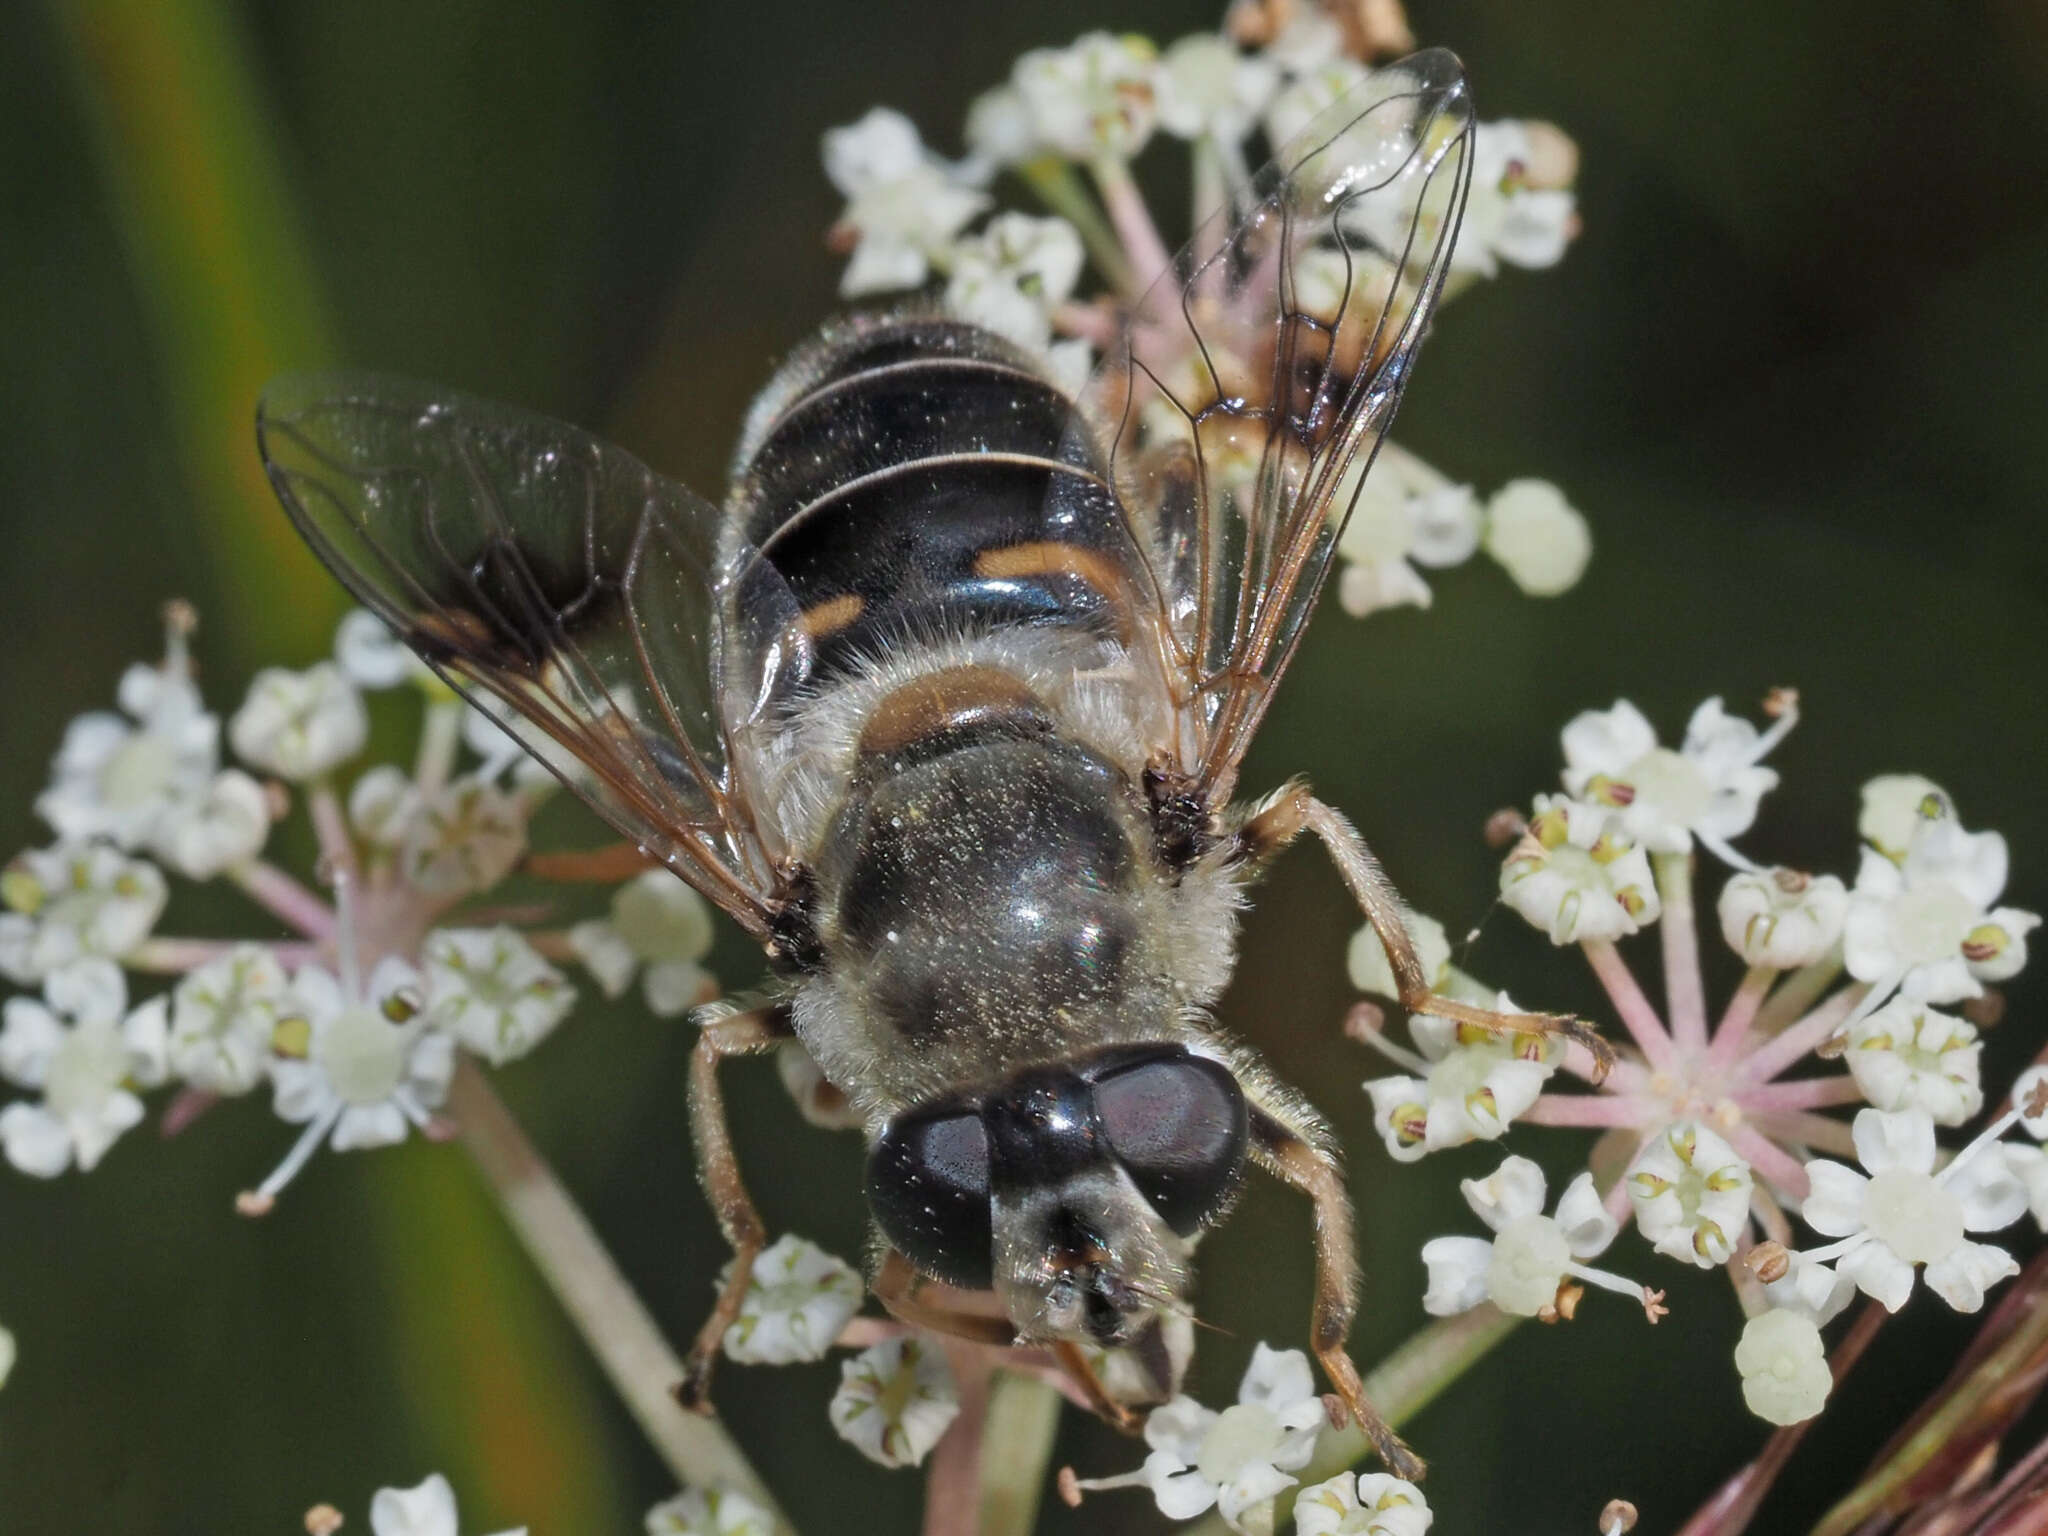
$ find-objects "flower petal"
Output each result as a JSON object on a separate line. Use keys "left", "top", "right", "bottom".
{"left": 1924, "top": 1241, "right": 2019, "bottom": 1313}
{"left": 370, "top": 1473, "right": 461, "bottom": 1536}
{"left": 1460, "top": 1154, "right": 1547, "bottom": 1231}
{"left": 1419, "top": 1236, "right": 1493, "bottom": 1316}
{"left": 1553, "top": 1170, "right": 1618, "bottom": 1258}
{"left": 1799, "top": 1160, "right": 1869, "bottom": 1238}
{"left": 1853, "top": 1106, "right": 1935, "bottom": 1176}
{"left": 1838, "top": 1240, "right": 1916, "bottom": 1312}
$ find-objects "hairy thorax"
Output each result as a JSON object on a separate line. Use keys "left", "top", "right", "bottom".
{"left": 796, "top": 724, "right": 1197, "bottom": 1123}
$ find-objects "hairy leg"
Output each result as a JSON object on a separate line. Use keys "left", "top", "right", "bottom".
{"left": 872, "top": 1251, "right": 1146, "bottom": 1434}
{"left": 675, "top": 1002, "right": 793, "bottom": 1411}
{"left": 1236, "top": 783, "right": 1614, "bottom": 1079}
{"left": 872, "top": 1249, "right": 1017, "bottom": 1347}
{"left": 1244, "top": 1095, "right": 1423, "bottom": 1481}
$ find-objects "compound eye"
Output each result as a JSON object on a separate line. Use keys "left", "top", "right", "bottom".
{"left": 1093, "top": 1053, "right": 1247, "bottom": 1236}
{"left": 865, "top": 1109, "right": 993, "bottom": 1290}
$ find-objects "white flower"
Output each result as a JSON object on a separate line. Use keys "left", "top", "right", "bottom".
{"left": 0, "top": 842, "right": 168, "bottom": 985}
{"left": 369, "top": 1473, "right": 524, "bottom": 1536}
{"left": 1078, "top": 1310, "right": 1196, "bottom": 1408}
{"left": 35, "top": 656, "right": 244, "bottom": 875}
{"left": 1561, "top": 696, "right": 1793, "bottom": 862}
{"left": 943, "top": 212, "right": 1085, "bottom": 353}
{"left": 160, "top": 769, "right": 271, "bottom": 878}
{"left": 1122, "top": 1344, "right": 1324, "bottom": 1531}
{"left": 823, "top": 109, "right": 989, "bottom": 297}
{"left": 1260, "top": 10, "right": 1346, "bottom": 77}
{"left": 1800, "top": 1107, "right": 2025, "bottom": 1313}
{"left": 1155, "top": 33, "right": 1276, "bottom": 146}
{"left": 1422, "top": 1156, "right": 1627, "bottom": 1318}
{"left": 1499, "top": 795, "right": 1659, "bottom": 945}
{"left": 0, "top": 960, "right": 166, "bottom": 1177}
{"left": 1012, "top": 32, "right": 1160, "bottom": 161}
{"left": 335, "top": 609, "right": 435, "bottom": 692}
{"left": 829, "top": 1335, "right": 960, "bottom": 1469}
{"left": 1844, "top": 999, "right": 1981, "bottom": 1126}
{"left": 0, "top": 1324, "right": 14, "bottom": 1389}
{"left": 644, "top": 1486, "right": 775, "bottom": 1536}
{"left": 1627, "top": 1122, "right": 1752, "bottom": 1267}
{"left": 1844, "top": 811, "right": 2037, "bottom": 1007}
{"left": 1859, "top": 774, "right": 1948, "bottom": 864}
{"left": 169, "top": 943, "right": 292, "bottom": 1094}
{"left": 423, "top": 928, "right": 574, "bottom": 1066}
{"left": 2015, "top": 1066, "right": 2048, "bottom": 1138}
{"left": 1332, "top": 449, "right": 1481, "bottom": 619}
{"left": 1264, "top": 55, "right": 1367, "bottom": 149}
{"left": 397, "top": 776, "right": 527, "bottom": 899}
{"left": 569, "top": 870, "right": 717, "bottom": 1017}
{"left": 1365, "top": 996, "right": 1560, "bottom": 1162}
{"left": 719, "top": 1233, "right": 863, "bottom": 1364}
{"left": 962, "top": 83, "right": 1040, "bottom": 179}
{"left": 1764, "top": 1249, "right": 1857, "bottom": 1326}
{"left": 1997, "top": 1143, "right": 2048, "bottom": 1228}
{"left": 247, "top": 956, "right": 454, "bottom": 1209}
{"left": 1294, "top": 1471, "right": 1432, "bottom": 1536}
{"left": 229, "top": 662, "right": 368, "bottom": 781}
{"left": 350, "top": 765, "right": 420, "bottom": 845}
{"left": 1717, "top": 867, "right": 1848, "bottom": 969}
{"left": 1456, "top": 122, "right": 1578, "bottom": 277}
{"left": 1482, "top": 479, "right": 1591, "bottom": 597}
{"left": 1734, "top": 1309, "right": 1831, "bottom": 1426}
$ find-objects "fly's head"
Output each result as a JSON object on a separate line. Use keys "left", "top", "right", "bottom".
{"left": 866, "top": 1044, "right": 1248, "bottom": 1347}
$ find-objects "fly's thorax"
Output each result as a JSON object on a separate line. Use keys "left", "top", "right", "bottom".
{"left": 798, "top": 718, "right": 1187, "bottom": 1112}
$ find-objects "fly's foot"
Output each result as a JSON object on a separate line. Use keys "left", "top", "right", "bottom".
{"left": 1415, "top": 994, "right": 1615, "bottom": 1085}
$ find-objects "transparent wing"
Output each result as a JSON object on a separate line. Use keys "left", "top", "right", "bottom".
{"left": 257, "top": 375, "right": 800, "bottom": 939}
{"left": 1065, "top": 49, "right": 1473, "bottom": 799}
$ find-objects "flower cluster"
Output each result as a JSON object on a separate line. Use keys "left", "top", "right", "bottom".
{"left": 1352, "top": 689, "right": 2042, "bottom": 1425}
{"left": 816, "top": 15, "right": 1591, "bottom": 618}
{"left": 0, "top": 606, "right": 722, "bottom": 1206}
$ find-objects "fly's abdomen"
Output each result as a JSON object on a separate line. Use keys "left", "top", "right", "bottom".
{"left": 727, "top": 315, "right": 1146, "bottom": 695}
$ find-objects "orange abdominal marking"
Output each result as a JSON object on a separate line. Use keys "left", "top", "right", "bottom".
{"left": 857, "top": 665, "right": 1051, "bottom": 757}
{"left": 798, "top": 592, "right": 864, "bottom": 638}
{"left": 974, "top": 540, "right": 1127, "bottom": 600}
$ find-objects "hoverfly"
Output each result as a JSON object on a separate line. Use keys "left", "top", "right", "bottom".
{"left": 257, "top": 51, "right": 1601, "bottom": 1477}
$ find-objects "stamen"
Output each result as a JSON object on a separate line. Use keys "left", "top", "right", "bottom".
{"left": 240, "top": 1102, "right": 343, "bottom": 1212}
{"left": 1698, "top": 830, "right": 1761, "bottom": 874}
{"left": 162, "top": 598, "right": 197, "bottom": 676}
{"left": 1346, "top": 1002, "right": 1431, "bottom": 1075}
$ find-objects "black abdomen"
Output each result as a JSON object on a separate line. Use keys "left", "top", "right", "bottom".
{"left": 727, "top": 315, "right": 1143, "bottom": 693}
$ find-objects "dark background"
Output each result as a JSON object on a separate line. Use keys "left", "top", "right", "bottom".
{"left": 3, "top": 1, "right": 2046, "bottom": 1531}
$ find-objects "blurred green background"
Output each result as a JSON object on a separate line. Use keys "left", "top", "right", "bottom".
{"left": 4, "top": 0, "right": 2047, "bottom": 1531}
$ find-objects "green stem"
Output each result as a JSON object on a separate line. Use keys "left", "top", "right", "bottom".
{"left": 447, "top": 1061, "right": 794, "bottom": 1530}
{"left": 976, "top": 1371, "right": 1064, "bottom": 1536}
{"left": 1016, "top": 156, "right": 1135, "bottom": 297}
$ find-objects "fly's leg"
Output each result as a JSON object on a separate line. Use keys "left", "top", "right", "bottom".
{"left": 1048, "top": 1341, "right": 1144, "bottom": 1435}
{"left": 1244, "top": 1095, "right": 1424, "bottom": 1481}
{"left": 873, "top": 1249, "right": 1017, "bottom": 1347}
{"left": 873, "top": 1252, "right": 1144, "bottom": 1433}
{"left": 675, "top": 1002, "right": 793, "bottom": 1412}
{"left": 1236, "top": 783, "right": 1615, "bottom": 1080}
{"left": 523, "top": 841, "right": 658, "bottom": 882}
